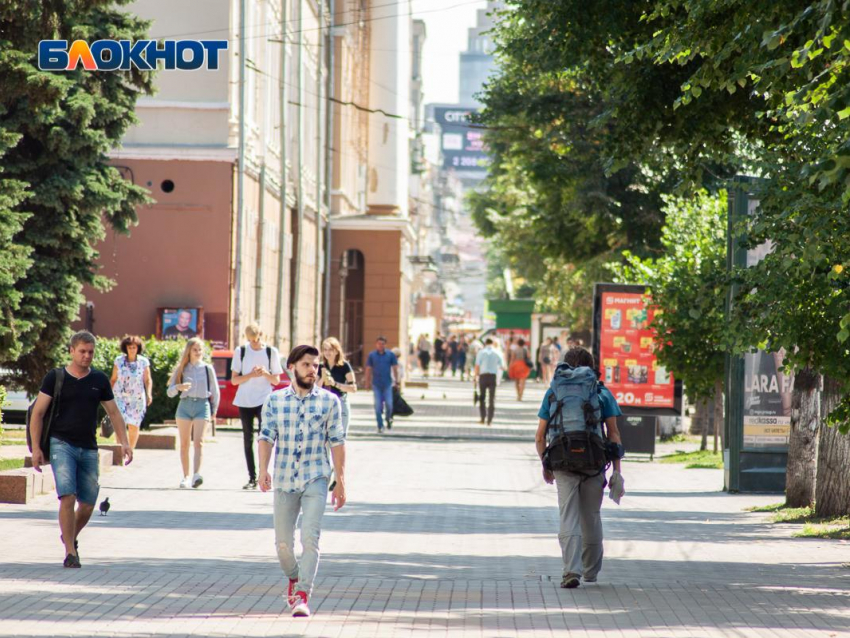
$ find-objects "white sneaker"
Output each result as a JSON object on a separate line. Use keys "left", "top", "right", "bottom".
{"left": 192, "top": 473, "right": 203, "bottom": 488}
{"left": 291, "top": 592, "right": 310, "bottom": 617}
{"left": 179, "top": 476, "right": 191, "bottom": 489}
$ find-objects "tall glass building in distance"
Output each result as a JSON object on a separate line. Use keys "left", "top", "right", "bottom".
{"left": 458, "top": 1, "right": 505, "bottom": 106}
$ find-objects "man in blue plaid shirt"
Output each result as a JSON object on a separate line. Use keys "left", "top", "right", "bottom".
{"left": 258, "top": 345, "right": 346, "bottom": 618}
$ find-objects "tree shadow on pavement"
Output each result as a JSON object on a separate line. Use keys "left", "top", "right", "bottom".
{"left": 0, "top": 561, "right": 846, "bottom": 636}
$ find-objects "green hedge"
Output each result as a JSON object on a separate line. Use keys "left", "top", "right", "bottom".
{"left": 92, "top": 338, "right": 210, "bottom": 428}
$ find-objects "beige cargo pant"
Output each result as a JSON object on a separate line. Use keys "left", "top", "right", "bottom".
{"left": 555, "top": 471, "right": 606, "bottom": 579}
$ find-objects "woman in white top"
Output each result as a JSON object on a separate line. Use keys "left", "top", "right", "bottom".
{"left": 167, "top": 338, "right": 220, "bottom": 489}
{"left": 230, "top": 323, "right": 283, "bottom": 489}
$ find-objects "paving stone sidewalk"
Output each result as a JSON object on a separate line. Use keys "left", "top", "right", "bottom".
{"left": 0, "top": 377, "right": 847, "bottom": 637}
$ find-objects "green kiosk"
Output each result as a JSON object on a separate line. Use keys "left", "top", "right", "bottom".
{"left": 487, "top": 299, "right": 535, "bottom": 376}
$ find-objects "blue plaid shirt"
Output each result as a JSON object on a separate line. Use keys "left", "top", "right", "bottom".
{"left": 259, "top": 385, "right": 345, "bottom": 493}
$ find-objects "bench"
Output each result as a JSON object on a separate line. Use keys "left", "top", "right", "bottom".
{"left": 136, "top": 427, "right": 178, "bottom": 450}
{"left": 1, "top": 449, "right": 114, "bottom": 504}
{"left": 0, "top": 466, "right": 55, "bottom": 504}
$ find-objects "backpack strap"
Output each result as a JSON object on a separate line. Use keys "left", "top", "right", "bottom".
{"left": 266, "top": 346, "right": 272, "bottom": 368}
{"left": 545, "top": 391, "right": 563, "bottom": 434}
{"left": 45, "top": 367, "right": 64, "bottom": 446}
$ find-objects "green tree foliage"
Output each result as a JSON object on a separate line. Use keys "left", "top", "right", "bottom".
{"left": 470, "top": 1, "right": 715, "bottom": 327}
{"left": 0, "top": 126, "right": 31, "bottom": 359}
{"left": 91, "top": 338, "right": 194, "bottom": 428}
{"left": 0, "top": 1, "right": 154, "bottom": 394}
{"left": 620, "top": 191, "right": 728, "bottom": 402}
{"left": 624, "top": 1, "right": 850, "bottom": 426}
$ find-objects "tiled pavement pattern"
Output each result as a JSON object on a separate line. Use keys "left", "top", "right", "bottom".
{"left": 0, "top": 377, "right": 848, "bottom": 637}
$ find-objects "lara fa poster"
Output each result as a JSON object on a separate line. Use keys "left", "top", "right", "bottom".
{"left": 598, "top": 292, "right": 675, "bottom": 409}
{"left": 742, "top": 351, "right": 792, "bottom": 450}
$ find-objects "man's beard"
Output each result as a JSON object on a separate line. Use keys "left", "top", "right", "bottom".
{"left": 294, "top": 371, "right": 315, "bottom": 390}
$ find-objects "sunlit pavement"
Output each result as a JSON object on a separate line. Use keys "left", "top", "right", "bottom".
{"left": 0, "top": 375, "right": 847, "bottom": 637}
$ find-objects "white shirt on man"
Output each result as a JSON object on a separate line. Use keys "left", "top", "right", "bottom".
{"left": 232, "top": 344, "right": 284, "bottom": 408}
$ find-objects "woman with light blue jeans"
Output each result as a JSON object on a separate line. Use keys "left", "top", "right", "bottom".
{"left": 167, "top": 338, "right": 220, "bottom": 489}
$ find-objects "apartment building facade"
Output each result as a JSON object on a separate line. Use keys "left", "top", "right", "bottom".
{"left": 82, "top": 0, "right": 422, "bottom": 361}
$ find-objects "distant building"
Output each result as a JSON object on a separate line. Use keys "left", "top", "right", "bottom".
{"left": 458, "top": 1, "right": 504, "bottom": 106}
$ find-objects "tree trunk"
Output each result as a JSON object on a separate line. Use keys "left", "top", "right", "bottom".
{"left": 690, "top": 397, "right": 711, "bottom": 451}
{"left": 713, "top": 378, "right": 724, "bottom": 454}
{"left": 785, "top": 366, "right": 820, "bottom": 508}
{"left": 815, "top": 376, "right": 850, "bottom": 517}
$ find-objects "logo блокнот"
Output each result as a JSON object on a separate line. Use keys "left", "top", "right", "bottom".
{"left": 38, "top": 40, "right": 228, "bottom": 71}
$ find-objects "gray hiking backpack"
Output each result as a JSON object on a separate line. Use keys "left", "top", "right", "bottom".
{"left": 542, "top": 364, "right": 608, "bottom": 475}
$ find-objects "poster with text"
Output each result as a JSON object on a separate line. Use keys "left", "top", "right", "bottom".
{"left": 598, "top": 292, "right": 675, "bottom": 409}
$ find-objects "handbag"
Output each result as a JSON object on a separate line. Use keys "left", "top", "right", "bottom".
{"left": 473, "top": 388, "right": 479, "bottom": 405}
{"left": 392, "top": 386, "right": 414, "bottom": 417}
{"left": 100, "top": 413, "right": 115, "bottom": 439}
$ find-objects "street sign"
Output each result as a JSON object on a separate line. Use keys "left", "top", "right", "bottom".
{"left": 434, "top": 107, "right": 489, "bottom": 173}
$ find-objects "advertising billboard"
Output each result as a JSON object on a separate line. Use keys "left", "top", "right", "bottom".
{"left": 157, "top": 307, "right": 204, "bottom": 340}
{"left": 592, "top": 284, "right": 681, "bottom": 416}
{"left": 433, "top": 107, "right": 489, "bottom": 173}
{"left": 742, "top": 351, "right": 792, "bottom": 450}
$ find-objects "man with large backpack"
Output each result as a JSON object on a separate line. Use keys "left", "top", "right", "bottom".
{"left": 535, "top": 346, "right": 625, "bottom": 588}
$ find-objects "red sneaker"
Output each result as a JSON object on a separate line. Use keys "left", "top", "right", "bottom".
{"left": 291, "top": 591, "right": 310, "bottom": 617}
{"left": 286, "top": 578, "right": 299, "bottom": 608}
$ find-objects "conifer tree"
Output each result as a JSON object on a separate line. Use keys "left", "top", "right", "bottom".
{"left": 0, "top": 1, "right": 154, "bottom": 392}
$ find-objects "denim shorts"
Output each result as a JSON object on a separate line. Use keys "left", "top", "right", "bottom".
{"left": 176, "top": 397, "right": 211, "bottom": 421}
{"left": 49, "top": 437, "right": 100, "bottom": 505}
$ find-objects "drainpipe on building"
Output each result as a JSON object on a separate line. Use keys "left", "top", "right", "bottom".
{"left": 254, "top": 162, "right": 266, "bottom": 321}
{"left": 313, "top": 0, "right": 325, "bottom": 344}
{"left": 234, "top": 0, "right": 247, "bottom": 345}
{"left": 273, "top": 1, "right": 289, "bottom": 351}
{"left": 322, "top": 0, "right": 335, "bottom": 339}
{"left": 290, "top": 0, "right": 305, "bottom": 348}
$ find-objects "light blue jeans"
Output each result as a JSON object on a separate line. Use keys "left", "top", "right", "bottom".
{"left": 273, "top": 477, "right": 329, "bottom": 596}
{"left": 372, "top": 385, "right": 393, "bottom": 430}
{"left": 340, "top": 395, "right": 350, "bottom": 437}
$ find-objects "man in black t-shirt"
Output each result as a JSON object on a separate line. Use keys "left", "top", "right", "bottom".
{"left": 30, "top": 331, "right": 133, "bottom": 568}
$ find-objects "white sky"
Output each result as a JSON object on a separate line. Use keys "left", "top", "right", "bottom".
{"left": 411, "top": 0, "right": 489, "bottom": 105}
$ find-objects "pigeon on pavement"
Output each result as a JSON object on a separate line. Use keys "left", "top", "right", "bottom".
{"left": 99, "top": 497, "right": 110, "bottom": 516}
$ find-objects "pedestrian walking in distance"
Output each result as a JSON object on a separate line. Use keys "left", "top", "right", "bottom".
{"left": 29, "top": 331, "right": 133, "bottom": 568}
{"left": 508, "top": 337, "right": 532, "bottom": 401}
{"left": 317, "top": 337, "right": 357, "bottom": 436}
{"left": 417, "top": 333, "right": 432, "bottom": 377}
{"left": 167, "top": 338, "right": 219, "bottom": 489}
{"left": 535, "top": 346, "right": 624, "bottom": 588}
{"left": 538, "top": 337, "right": 556, "bottom": 385}
{"left": 109, "top": 335, "right": 152, "bottom": 450}
{"left": 474, "top": 338, "right": 506, "bottom": 426}
{"left": 231, "top": 323, "right": 283, "bottom": 490}
{"left": 364, "top": 336, "right": 399, "bottom": 433}
{"left": 258, "top": 345, "right": 347, "bottom": 618}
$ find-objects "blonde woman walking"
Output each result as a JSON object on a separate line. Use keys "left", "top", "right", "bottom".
{"left": 167, "top": 338, "right": 219, "bottom": 488}
{"left": 317, "top": 337, "right": 356, "bottom": 436}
